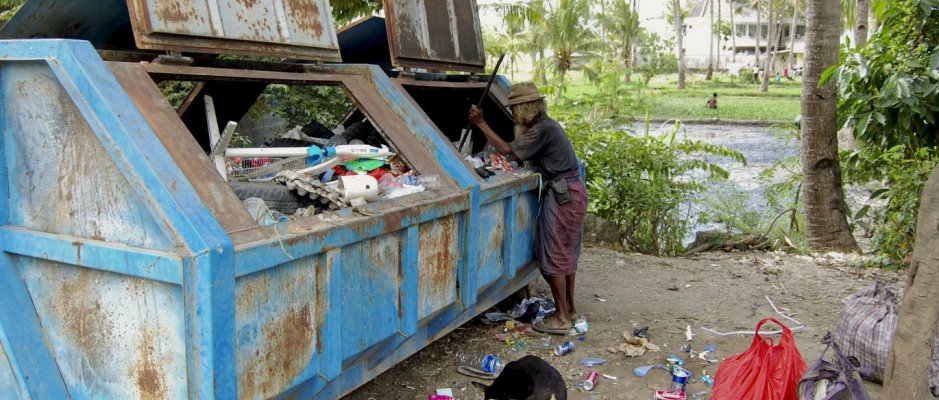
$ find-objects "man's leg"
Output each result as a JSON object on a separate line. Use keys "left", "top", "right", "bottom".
{"left": 566, "top": 273, "right": 576, "bottom": 317}
{"left": 544, "top": 275, "right": 572, "bottom": 329}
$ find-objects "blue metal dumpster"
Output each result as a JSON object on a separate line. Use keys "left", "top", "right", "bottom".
{"left": 0, "top": 0, "right": 541, "bottom": 399}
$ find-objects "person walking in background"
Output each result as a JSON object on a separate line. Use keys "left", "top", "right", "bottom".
{"left": 469, "top": 82, "right": 588, "bottom": 335}
{"left": 707, "top": 93, "right": 718, "bottom": 109}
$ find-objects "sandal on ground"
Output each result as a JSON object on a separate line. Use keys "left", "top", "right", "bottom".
{"left": 532, "top": 320, "right": 572, "bottom": 336}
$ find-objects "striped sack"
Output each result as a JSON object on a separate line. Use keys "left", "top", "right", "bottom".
{"left": 833, "top": 280, "right": 939, "bottom": 393}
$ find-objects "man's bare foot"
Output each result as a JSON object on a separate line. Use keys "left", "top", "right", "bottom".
{"left": 541, "top": 315, "right": 572, "bottom": 330}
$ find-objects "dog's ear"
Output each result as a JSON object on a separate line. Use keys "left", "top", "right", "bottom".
{"left": 471, "top": 381, "right": 489, "bottom": 392}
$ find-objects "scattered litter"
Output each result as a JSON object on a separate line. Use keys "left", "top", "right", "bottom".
{"left": 435, "top": 388, "right": 453, "bottom": 397}
{"left": 577, "top": 335, "right": 587, "bottom": 342}
{"left": 572, "top": 317, "right": 589, "bottom": 334}
{"left": 703, "top": 344, "right": 717, "bottom": 352}
{"left": 578, "top": 357, "right": 608, "bottom": 367}
{"left": 427, "top": 396, "right": 451, "bottom": 400}
{"left": 633, "top": 365, "right": 665, "bottom": 377}
{"left": 583, "top": 371, "right": 600, "bottom": 391}
{"left": 608, "top": 331, "right": 660, "bottom": 357}
{"left": 633, "top": 326, "right": 650, "bottom": 338}
{"left": 655, "top": 389, "right": 686, "bottom": 399}
{"left": 554, "top": 340, "right": 575, "bottom": 356}
{"left": 702, "top": 296, "right": 804, "bottom": 336}
{"left": 602, "top": 374, "right": 617, "bottom": 380}
{"left": 685, "top": 325, "right": 694, "bottom": 341}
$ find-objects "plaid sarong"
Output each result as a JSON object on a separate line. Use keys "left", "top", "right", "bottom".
{"left": 834, "top": 280, "right": 939, "bottom": 392}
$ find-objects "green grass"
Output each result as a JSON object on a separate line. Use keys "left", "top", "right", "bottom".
{"left": 645, "top": 95, "right": 801, "bottom": 122}
{"left": 557, "top": 72, "right": 801, "bottom": 123}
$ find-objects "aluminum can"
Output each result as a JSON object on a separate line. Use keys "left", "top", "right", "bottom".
{"left": 554, "top": 340, "right": 575, "bottom": 356}
{"left": 583, "top": 371, "right": 600, "bottom": 391}
{"left": 654, "top": 389, "right": 686, "bottom": 400}
{"left": 671, "top": 367, "right": 691, "bottom": 392}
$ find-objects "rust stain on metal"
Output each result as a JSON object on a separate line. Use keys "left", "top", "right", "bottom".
{"left": 240, "top": 304, "right": 313, "bottom": 397}
{"left": 517, "top": 197, "right": 530, "bottom": 228}
{"left": 52, "top": 270, "right": 116, "bottom": 378}
{"left": 239, "top": 267, "right": 314, "bottom": 398}
{"left": 134, "top": 331, "right": 168, "bottom": 400}
{"left": 72, "top": 241, "right": 82, "bottom": 264}
{"left": 154, "top": 2, "right": 190, "bottom": 24}
{"left": 287, "top": 0, "right": 324, "bottom": 37}
{"left": 237, "top": 0, "right": 262, "bottom": 8}
{"left": 418, "top": 216, "right": 457, "bottom": 308}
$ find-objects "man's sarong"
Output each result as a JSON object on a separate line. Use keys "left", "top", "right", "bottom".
{"left": 535, "top": 172, "right": 588, "bottom": 277}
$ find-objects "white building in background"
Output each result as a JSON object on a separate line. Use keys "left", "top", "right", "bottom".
{"left": 641, "top": 0, "right": 806, "bottom": 72}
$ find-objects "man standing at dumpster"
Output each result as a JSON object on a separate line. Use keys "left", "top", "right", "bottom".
{"left": 469, "top": 82, "right": 588, "bottom": 334}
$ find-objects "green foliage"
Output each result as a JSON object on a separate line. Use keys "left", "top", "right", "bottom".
{"left": 558, "top": 111, "right": 746, "bottom": 255}
{"left": 0, "top": 0, "right": 23, "bottom": 24}
{"left": 158, "top": 81, "right": 195, "bottom": 109}
{"left": 263, "top": 84, "right": 353, "bottom": 128}
{"left": 834, "top": 0, "right": 939, "bottom": 264}
{"left": 697, "top": 181, "right": 762, "bottom": 235}
{"left": 834, "top": 0, "right": 939, "bottom": 150}
{"left": 842, "top": 146, "right": 938, "bottom": 261}
{"left": 331, "top": 0, "right": 382, "bottom": 26}
{"left": 637, "top": 33, "right": 677, "bottom": 85}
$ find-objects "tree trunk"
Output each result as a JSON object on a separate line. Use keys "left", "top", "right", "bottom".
{"left": 756, "top": 1, "right": 762, "bottom": 66}
{"left": 759, "top": 2, "right": 774, "bottom": 92}
{"left": 801, "top": 0, "right": 857, "bottom": 252}
{"left": 855, "top": 0, "right": 868, "bottom": 48}
{"left": 674, "top": 0, "right": 687, "bottom": 89}
{"left": 789, "top": 0, "right": 798, "bottom": 70}
{"left": 538, "top": 48, "right": 548, "bottom": 85}
{"left": 624, "top": 36, "right": 633, "bottom": 83}
{"left": 882, "top": 166, "right": 939, "bottom": 399}
{"left": 707, "top": 0, "right": 715, "bottom": 80}
{"left": 769, "top": 21, "right": 782, "bottom": 73}
{"left": 717, "top": 0, "right": 722, "bottom": 69}
{"left": 730, "top": 1, "right": 737, "bottom": 62}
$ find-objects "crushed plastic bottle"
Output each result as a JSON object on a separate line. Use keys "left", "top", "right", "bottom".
{"left": 456, "top": 352, "right": 504, "bottom": 374}
{"left": 579, "top": 357, "right": 607, "bottom": 367}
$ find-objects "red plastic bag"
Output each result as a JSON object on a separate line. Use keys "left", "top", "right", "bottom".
{"left": 712, "top": 317, "right": 807, "bottom": 400}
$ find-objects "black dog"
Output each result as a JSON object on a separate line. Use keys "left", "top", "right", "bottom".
{"left": 472, "top": 355, "right": 567, "bottom": 400}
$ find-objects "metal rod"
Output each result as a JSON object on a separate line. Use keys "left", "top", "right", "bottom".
{"left": 457, "top": 53, "right": 505, "bottom": 153}
{"left": 701, "top": 296, "right": 805, "bottom": 336}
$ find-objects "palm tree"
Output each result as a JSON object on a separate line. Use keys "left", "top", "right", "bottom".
{"left": 542, "top": 0, "right": 597, "bottom": 98}
{"left": 759, "top": 0, "right": 776, "bottom": 92}
{"left": 486, "top": 0, "right": 548, "bottom": 84}
{"left": 855, "top": 0, "right": 868, "bottom": 47}
{"left": 598, "top": 0, "right": 642, "bottom": 83}
{"left": 787, "top": 0, "right": 801, "bottom": 71}
{"left": 800, "top": 0, "right": 857, "bottom": 251}
{"left": 670, "top": 0, "right": 687, "bottom": 89}
{"left": 729, "top": 0, "right": 738, "bottom": 62}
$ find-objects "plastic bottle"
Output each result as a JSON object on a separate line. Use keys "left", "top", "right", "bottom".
{"left": 401, "top": 174, "right": 441, "bottom": 189}
{"left": 456, "top": 352, "right": 504, "bottom": 374}
{"left": 243, "top": 197, "right": 273, "bottom": 225}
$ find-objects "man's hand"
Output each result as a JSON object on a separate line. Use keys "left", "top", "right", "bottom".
{"left": 469, "top": 105, "right": 485, "bottom": 126}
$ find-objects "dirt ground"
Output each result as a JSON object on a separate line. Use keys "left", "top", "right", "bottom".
{"left": 345, "top": 245, "right": 904, "bottom": 400}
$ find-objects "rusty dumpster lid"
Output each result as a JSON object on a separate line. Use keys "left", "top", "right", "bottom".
{"left": 381, "top": 0, "right": 485, "bottom": 73}
{"left": 0, "top": 0, "right": 342, "bottom": 61}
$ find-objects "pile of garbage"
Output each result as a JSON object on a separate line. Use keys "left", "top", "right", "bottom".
{"left": 224, "top": 120, "right": 445, "bottom": 225}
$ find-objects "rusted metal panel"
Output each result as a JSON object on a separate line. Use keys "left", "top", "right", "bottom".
{"left": 514, "top": 191, "right": 540, "bottom": 270}
{"left": 339, "top": 235, "right": 402, "bottom": 360}
{"left": 476, "top": 201, "right": 505, "bottom": 288}
{"left": 383, "top": 0, "right": 486, "bottom": 72}
{"left": 417, "top": 215, "right": 459, "bottom": 319}
{"left": 3, "top": 62, "right": 178, "bottom": 251}
{"left": 235, "top": 257, "right": 319, "bottom": 399}
{"left": 18, "top": 258, "right": 188, "bottom": 399}
{"left": 126, "top": 0, "right": 341, "bottom": 60}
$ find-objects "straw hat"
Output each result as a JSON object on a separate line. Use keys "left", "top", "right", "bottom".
{"left": 506, "top": 82, "right": 545, "bottom": 106}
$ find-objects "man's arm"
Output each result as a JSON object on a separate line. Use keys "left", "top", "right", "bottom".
{"left": 469, "top": 105, "right": 513, "bottom": 155}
